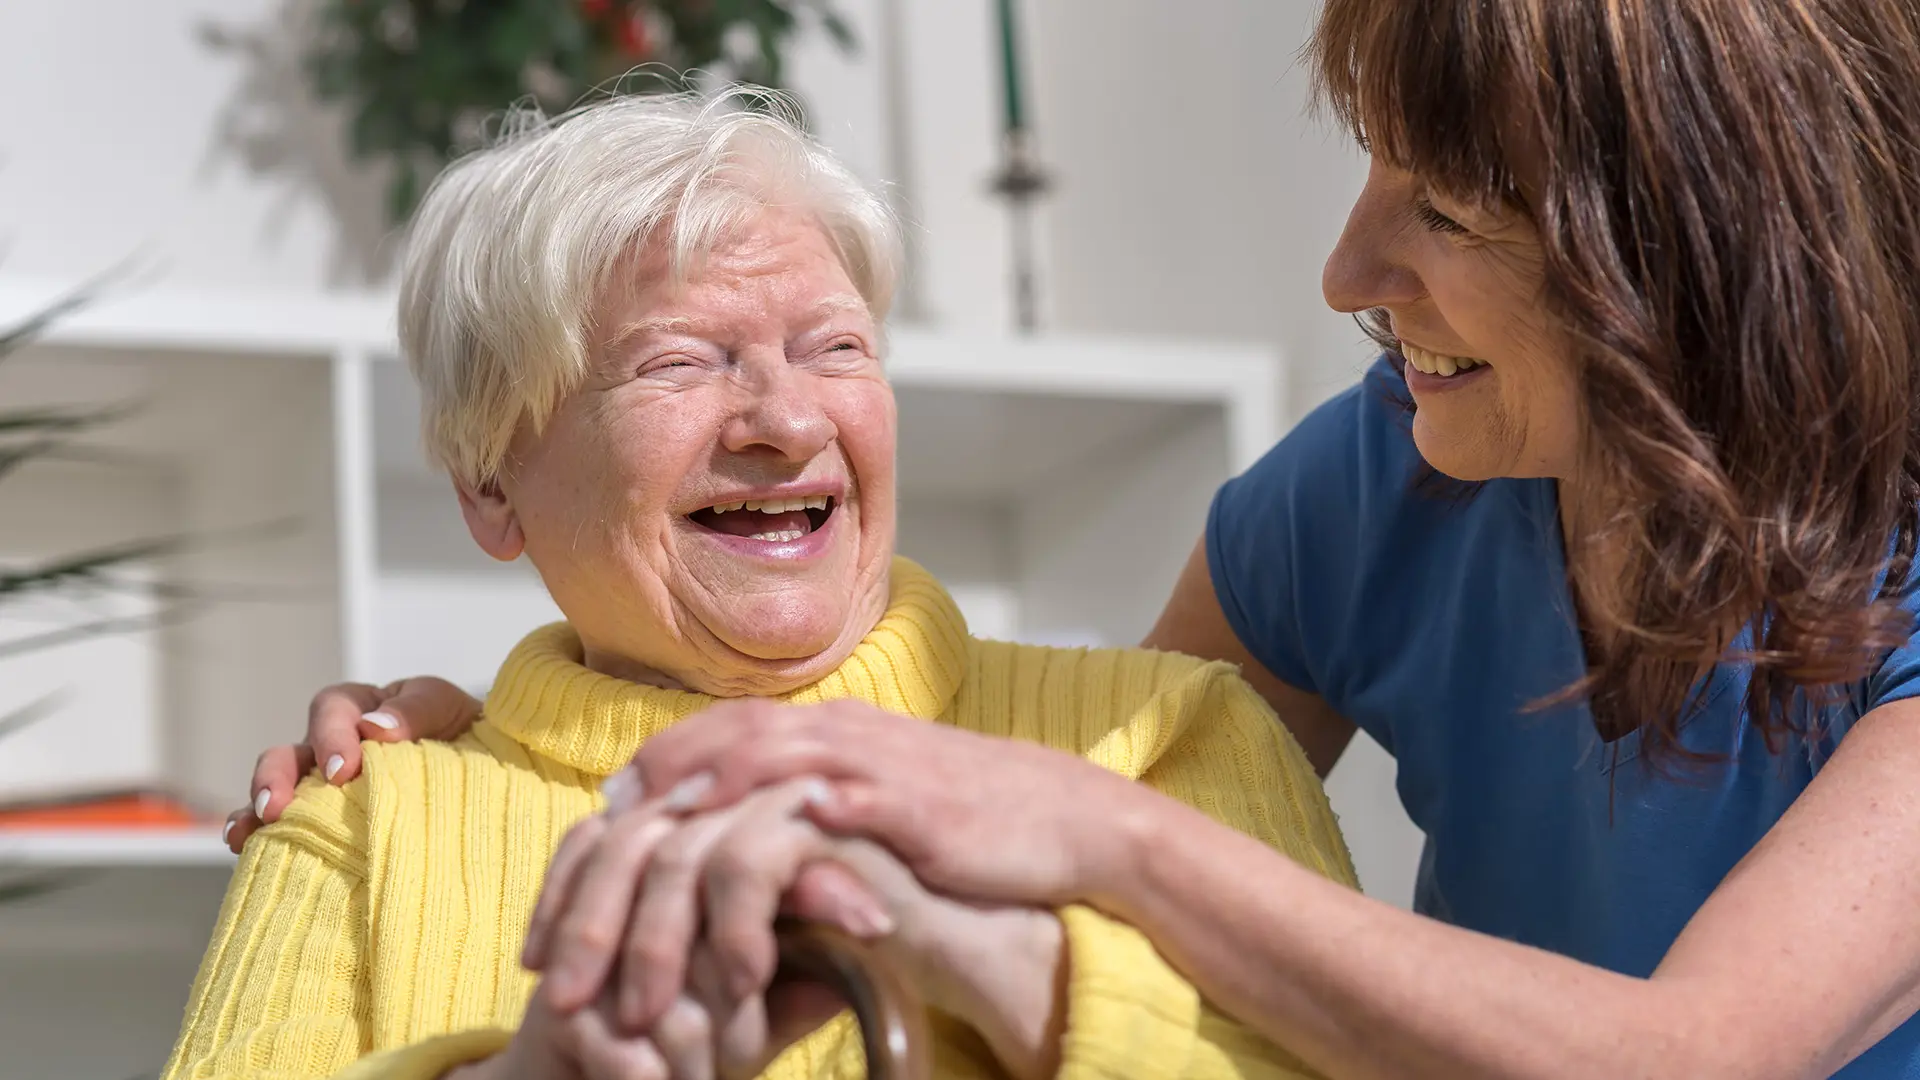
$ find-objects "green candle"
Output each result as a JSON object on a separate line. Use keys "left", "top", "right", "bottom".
{"left": 996, "top": 0, "right": 1026, "bottom": 135}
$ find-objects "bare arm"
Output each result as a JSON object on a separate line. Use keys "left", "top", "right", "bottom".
{"left": 1143, "top": 536, "right": 1358, "bottom": 778}
{"left": 1098, "top": 696, "right": 1920, "bottom": 1080}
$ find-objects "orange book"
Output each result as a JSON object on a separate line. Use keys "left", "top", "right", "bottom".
{"left": 0, "top": 791, "right": 202, "bottom": 829}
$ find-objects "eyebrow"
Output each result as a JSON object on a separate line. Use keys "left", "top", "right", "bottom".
{"left": 602, "top": 295, "right": 872, "bottom": 353}
{"left": 804, "top": 295, "right": 871, "bottom": 320}
{"left": 602, "top": 316, "right": 698, "bottom": 355}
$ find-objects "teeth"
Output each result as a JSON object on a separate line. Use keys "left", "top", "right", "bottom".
{"left": 748, "top": 530, "right": 806, "bottom": 543}
{"left": 736, "top": 495, "right": 830, "bottom": 514}
{"left": 1403, "top": 343, "right": 1485, "bottom": 378}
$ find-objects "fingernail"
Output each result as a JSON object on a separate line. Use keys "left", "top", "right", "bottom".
{"left": 801, "top": 778, "right": 832, "bottom": 807}
{"left": 845, "top": 903, "right": 895, "bottom": 938}
{"left": 324, "top": 754, "right": 346, "bottom": 782}
{"left": 222, "top": 820, "right": 235, "bottom": 844}
{"left": 363, "top": 711, "right": 399, "bottom": 730}
{"left": 600, "top": 769, "right": 642, "bottom": 814}
{"left": 662, "top": 771, "right": 714, "bottom": 812}
{"left": 254, "top": 790, "right": 270, "bottom": 818}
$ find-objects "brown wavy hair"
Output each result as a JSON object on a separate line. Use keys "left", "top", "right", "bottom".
{"left": 1310, "top": 0, "right": 1920, "bottom": 763}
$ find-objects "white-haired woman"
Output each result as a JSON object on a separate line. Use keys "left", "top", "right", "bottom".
{"left": 163, "top": 92, "right": 1354, "bottom": 1080}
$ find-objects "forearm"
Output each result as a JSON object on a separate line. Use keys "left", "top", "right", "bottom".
{"left": 1098, "top": 797, "right": 1771, "bottom": 1080}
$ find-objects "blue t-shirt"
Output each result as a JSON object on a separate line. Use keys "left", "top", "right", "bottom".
{"left": 1207, "top": 357, "right": 1920, "bottom": 1076}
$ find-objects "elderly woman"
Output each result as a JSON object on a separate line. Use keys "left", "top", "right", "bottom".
{"left": 164, "top": 93, "right": 1353, "bottom": 1080}
{"left": 243, "top": 0, "right": 1920, "bottom": 1077}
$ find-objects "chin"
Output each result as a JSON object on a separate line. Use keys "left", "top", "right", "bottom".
{"left": 1411, "top": 418, "right": 1503, "bottom": 482}
{"left": 708, "top": 585, "right": 866, "bottom": 661}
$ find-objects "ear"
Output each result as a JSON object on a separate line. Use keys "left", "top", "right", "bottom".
{"left": 455, "top": 477, "right": 526, "bottom": 562}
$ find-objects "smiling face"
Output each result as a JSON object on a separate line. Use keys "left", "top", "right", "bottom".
{"left": 457, "top": 207, "right": 897, "bottom": 696}
{"left": 1321, "top": 157, "right": 1583, "bottom": 482}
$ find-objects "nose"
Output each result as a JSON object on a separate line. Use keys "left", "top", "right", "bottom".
{"left": 1322, "top": 161, "right": 1427, "bottom": 315}
{"left": 721, "top": 350, "right": 838, "bottom": 462}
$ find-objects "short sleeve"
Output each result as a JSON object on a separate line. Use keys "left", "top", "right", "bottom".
{"left": 1205, "top": 357, "right": 1422, "bottom": 704}
{"left": 1864, "top": 566, "right": 1920, "bottom": 712}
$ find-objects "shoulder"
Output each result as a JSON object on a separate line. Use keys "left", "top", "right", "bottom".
{"left": 354, "top": 730, "right": 597, "bottom": 822}
{"left": 1214, "top": 355, "right": 1426, "bottom": 530}
{"left": 260, "top": 771, "right": 370, "bottom": 877}
{"left": 1204, "top": 358, "right": 1432, "bottom": 692}
{"left": 263, "top": 734, "right": 594, "bottom": 868}
{"left": 956, "top": 637, "right": 1283, "bottom": 769}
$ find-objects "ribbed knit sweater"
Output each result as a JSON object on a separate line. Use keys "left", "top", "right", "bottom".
{"left": 162, "top": 559, "right": 1356, "bottom": 1080}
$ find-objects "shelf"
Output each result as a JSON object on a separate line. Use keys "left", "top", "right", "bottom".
{"left": 0, "top": 828, "right": 234, "bottom": 868}
{"left": 0, "top": 276, "right": 394, "bottom": 358}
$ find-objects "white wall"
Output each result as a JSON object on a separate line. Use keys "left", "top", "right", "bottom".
{"left": 1045, "top": 1, "right": 1382, "bottom": 409}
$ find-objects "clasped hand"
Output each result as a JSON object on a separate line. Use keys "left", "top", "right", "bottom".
{"left": 471, "top": 773, "right": 1065, "bottom": 1080}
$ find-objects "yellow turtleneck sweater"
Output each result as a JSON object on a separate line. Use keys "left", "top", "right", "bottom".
{"left": 163, "top": 560, "right": 1356, "bottom": 1080}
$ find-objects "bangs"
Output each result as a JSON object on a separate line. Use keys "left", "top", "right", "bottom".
{"left": 1309, "top": 0, "right": 1528, "bottom": 207}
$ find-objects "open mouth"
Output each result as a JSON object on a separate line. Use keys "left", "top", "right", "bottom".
{"left": 1401, "top": 342, "right": 1489, "bottom": 379}
{"left": 687, "top": 495, "right": 837, "bottom": 543}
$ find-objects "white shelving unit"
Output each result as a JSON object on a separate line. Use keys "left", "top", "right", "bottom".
{"left": 0, "top": 274, "right": 1286, "bottom": 867}
{"left": 0, "top": 828, "right": 232, "bottom": 868}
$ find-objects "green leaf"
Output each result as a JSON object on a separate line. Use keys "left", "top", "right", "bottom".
{"left": 819, "top": 11, "right": 857, "bottom": 53}
{"left": 0, "top": 872, "right": 84, "bottom": 906}
{"left": 387, "top": 166, "right": 421, "bottom": 223}
{"left": 0, "top": 692, "right": 66, "bottom": 744}
{"left": 0, "top": 291, "right": 92, "bottom": 361}
{"left": 0, "top": 605, "right": 201, "bottom": 661}
{"left": 0, "top": 535, "right": 191, "bottom": 598}
{"left": 0, "top": 437, "right": 64, "bottom": 485}
{"left": 0, "top": 406, "right": 127, "bottom": 436}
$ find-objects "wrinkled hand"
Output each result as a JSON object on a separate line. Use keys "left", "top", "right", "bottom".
{"left": 524, "top": 774, "right": 1066, "bottom": 1080}
{"left": 609, "top": 698, "right": 1151, "bottom": 907}
{"left": 456, "top": 969, "right": 725, "bottom": 1080}
{"left": 223, "top": 676, "right": 481, "bottom": 853}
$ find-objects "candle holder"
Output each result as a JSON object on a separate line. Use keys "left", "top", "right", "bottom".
{"left": 990, "top": 130, "right": 1052, "bottom": 335}
{"left": 989, "top": 0, "right": 1052, "bottom": 334}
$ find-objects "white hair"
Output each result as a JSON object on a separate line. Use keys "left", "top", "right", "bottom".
{"left": 398, "top": 89, "right": 904, "bottom": 489}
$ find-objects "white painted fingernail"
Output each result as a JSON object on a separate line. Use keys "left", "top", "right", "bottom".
{"left": 846, "top": 903, "right": 895, "bottom": 938}
{"left": 223, "top": 820, "right": 235, "bottom": 844}
{"left": 254, "top": 790, "right": 271, "bottom": 818}
{"left": 801, "top": 778, "right": 832, "bottom": 806}
{"left": 600, "top": 769, "right": 642, "bottom": 813}
{"left": 662, "top": 771, "right": 714, "bottom": 812}
{"left": 363, "top": 711, "right": 399, "bottom": 730}
{"left": 324, "top": 754, "right": 346, "bottom": 782}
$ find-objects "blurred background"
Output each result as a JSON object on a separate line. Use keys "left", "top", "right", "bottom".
{"left": 0, "top": 1, "right": 1418, "bottom": 1075}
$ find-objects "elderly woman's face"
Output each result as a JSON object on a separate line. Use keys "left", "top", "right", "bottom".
{"left": 464, "top": 208, "right": 896, "bottom": 694}
{"left": 1322, "top": 158, "right": 1581, "bottom": 482}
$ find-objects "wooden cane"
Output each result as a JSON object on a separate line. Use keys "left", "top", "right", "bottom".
{"left": 772, "top": 919, "right": 931, "bottom": 1080}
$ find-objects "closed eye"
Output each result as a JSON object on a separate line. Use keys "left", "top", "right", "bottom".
{"left": 1414, "top": 197, "right": 1470, "bottom": 236}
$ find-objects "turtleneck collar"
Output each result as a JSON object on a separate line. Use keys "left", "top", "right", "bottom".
{"left": 481, "top": 557, "right": 970, "bottom": 777}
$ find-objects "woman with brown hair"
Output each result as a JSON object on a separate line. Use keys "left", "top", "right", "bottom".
{"left": 238, "top": 0, "right": 1920, "bottom": 1075}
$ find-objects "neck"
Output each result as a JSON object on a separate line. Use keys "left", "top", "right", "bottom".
{"left": 579, "top": 648, "right": 689, "bottom": 691}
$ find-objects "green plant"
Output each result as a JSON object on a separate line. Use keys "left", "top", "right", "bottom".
{"left": 306, "top": 0, "right": 856, "bottom": 221}
{"left": 0, "top": 281, "right": 186, "bottom": 741}
{"left": 0, "top": 282, "right": 156, "bottom": 905}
